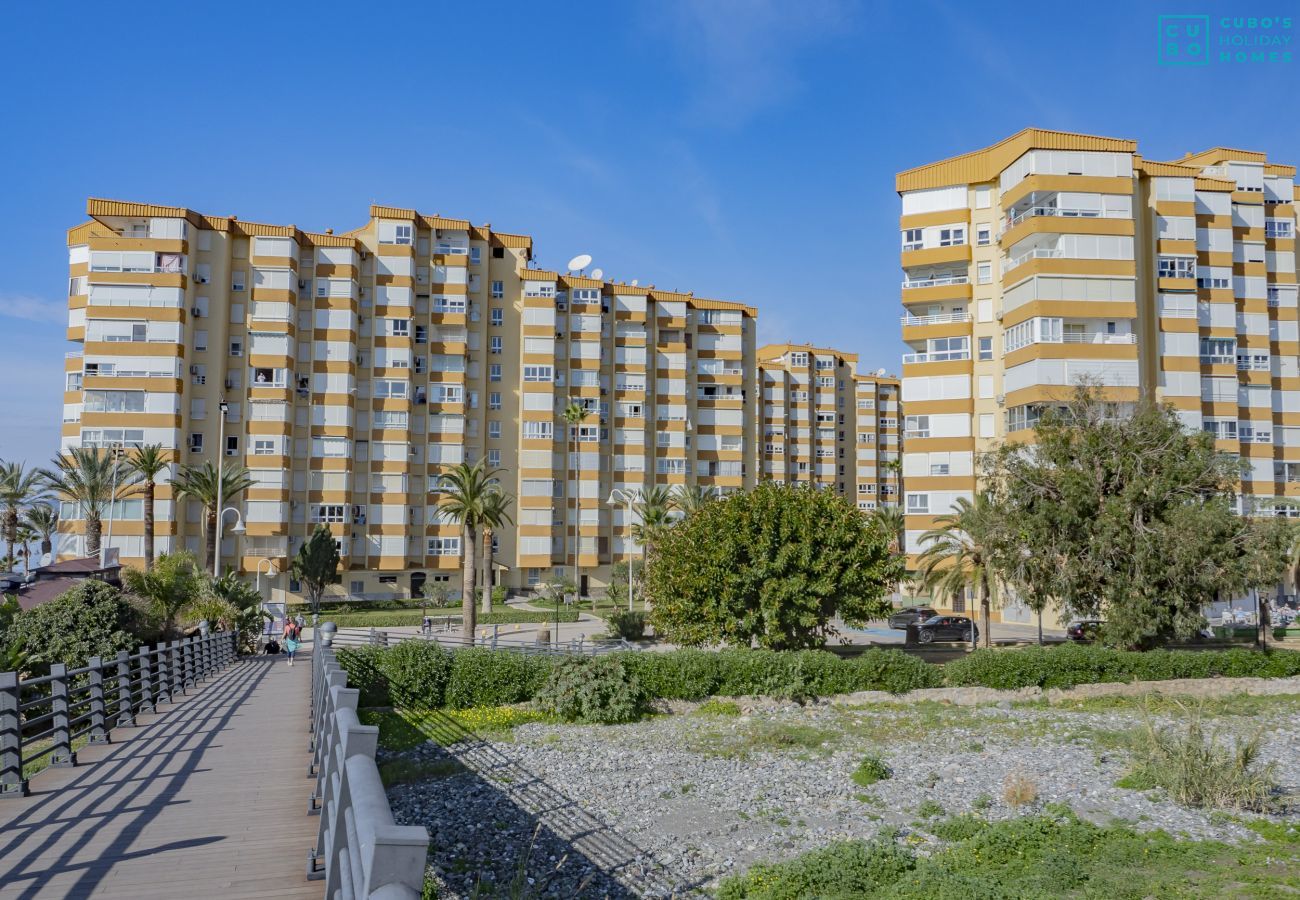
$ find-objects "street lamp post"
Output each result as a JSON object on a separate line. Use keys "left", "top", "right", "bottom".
{"left": 606, "top": 488, "right": 640, "bottom": 612}
{"left": 213, "top": 507, "right": 245, "bottom": 578}
{"left": 256, "top": 557, "right": 279, "bottom": 639}
{"left": 213, "top": 400, "right": 229, "bottom": 577}
{"left": 102, "top": 442, "right": 124, "bottom": 567}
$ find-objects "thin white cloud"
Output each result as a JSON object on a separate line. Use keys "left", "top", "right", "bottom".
{"left": 644, "top": 0, "right": 855, "bottom": 127}
{"left": 0, "top": 293, "right": 66, "bottom": 324}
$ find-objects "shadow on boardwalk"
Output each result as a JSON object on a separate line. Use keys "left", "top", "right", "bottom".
{"left": 0, "top": 655, "right": 319, "bottom": 900}
{"left": 388, "top": 712, "right": 700, "bottom": 899}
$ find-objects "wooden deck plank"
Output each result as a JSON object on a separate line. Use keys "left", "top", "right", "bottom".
{"left": 0, "top": 654, "right": 323, "bottom": 899}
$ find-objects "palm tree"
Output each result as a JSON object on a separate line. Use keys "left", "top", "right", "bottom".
{"left": 871, "top": 504, "right": 906, "bottom": 554}
{"left": 479, "top": 489, "right": 515, "bottom": 615}
{"left": 559, "top": 399, "right": 590, "bottom": 598}
{"left": 632, "top": 485, "right": 677, "bottom": 562}
{"left": 171, "top": 462, "right": 255, "bottom": 571}
{"left": 124, "top": 444, "right": 169, "bottom": 570}
{"left": 23, "top": 503, "right": 58, "bottom": 566}
{"left": 121, "top": 550, "right": 203, "bottom": 638}
{"left": 914, "top": 495, "right": 1001, "bottom": 648}
{"left": 674, "top": 484, "right": 716, "bottom": 518}
{"left": 433, "top": 458, "right": 503, "bottom": 641}
{"left": 0, "top": 462, "right": 49, "bottom": 568}
{"left": 40, "top": 447, "right": 132, "bottom": 559}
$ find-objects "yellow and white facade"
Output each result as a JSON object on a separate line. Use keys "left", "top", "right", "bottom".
{"left": 60, "top": 199, "right": 762, "bottom": 600}
{"left": 756, "top": 345, "right": 900, "bottom": 508}
{"left": 897, "top": 129, "right": 1298, "bottom": 618}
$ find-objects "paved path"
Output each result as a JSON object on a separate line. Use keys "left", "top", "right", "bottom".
{"left": 0, "top": 653, "right": 321, "bottom": 899}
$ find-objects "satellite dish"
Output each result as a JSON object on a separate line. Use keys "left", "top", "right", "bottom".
{"left": 630, "top": 279, "right": 639, "bottom": 286}
{"left": 566, "top": 253, "right": 592, "bottom": 273}
{"left": 590, "top": 268, "right": 604, "bottom": 281}
{"left": 876, "top": 368, "right": 886, "bottom": 377}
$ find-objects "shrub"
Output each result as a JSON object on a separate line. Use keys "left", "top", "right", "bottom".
{"left": 8, "top": 580, "right": 148, "bottom": 670}
{"left": 851, "top": 754, "right": 891, "bottom": 786}
{"left": 847, "top": 648, "right": 944, "bottom": 693}
{"left": 717, "top": 838, "right": 914, "bottom": 900}
{"left": 606, "top": 609, "right": 647, "bottom": 641}
{"left": 336, "top": 646, "right": 392, "bottom": 707}
{"left": 1002, "top": 772, "right": 1038, "bottom": 808}
{"left": 695, "top": 699, "right": 742, "bottom": 717}
{"left": 534, "top": 655, "right": 649, "bottom": 724}
{"left": 1122, "top": 699, "right": 1277, "bottom": 811}
{"left": 618, "top": 648, "right": 720, "bottom": 700}
{"left": 378, "top": 640, "right": 452, "bottom": 709}
{"left": 444, "top": 648, "right": 553, "bottom": 709}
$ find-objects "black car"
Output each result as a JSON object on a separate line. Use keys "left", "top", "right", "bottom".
{"left": 1066, "top": 620, "right": 1104, "bottom": 642}
{"left": 888, "top": 606, "right": 938, "bottom": 630}
{"left": 916, "top": 615, "right": 978, "bottom": 644}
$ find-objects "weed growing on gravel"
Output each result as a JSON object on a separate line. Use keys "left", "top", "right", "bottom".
{"left": 360, "top": 707, "right": 546, "bottom": 751}
{"left": 916, "top": 800, "right": 945, "bottom": 818}
{"left": 379, "top": 758, "right": 465, "bottom": 787}
{"left": 1121, "top": 700, "right": 1278, "bottom": 811}
{"left": 695, "top": 699, "right": 742, "bottom": 717}
{"left": 1003, "top": 772, "right": 1039, "bottom": 808}
{"left": 972, "top": 793, "right": 993, "bottom": 811}
{"left": 850, "top": 754, "right": 892, "bottom": 787}
{"left": 685, "top": 720, "right": 840, "bottom": 758}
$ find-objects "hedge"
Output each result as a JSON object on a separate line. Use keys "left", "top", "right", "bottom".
{"left": 337, "top": 642, "right": 1300, "bottom": 711}
{"left": 324, "top": 608, "right": 581, "bottom": 628}
{"left": 942, "top": 643, "right": 1300, "bottom": 690}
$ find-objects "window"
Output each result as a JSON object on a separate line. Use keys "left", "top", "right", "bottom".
{"left": 490, "top": 280, "right": 504, "bottom": 299}
{"left": 902, "top": 228, "right": 923, "bottom": 251}
{"left": 1266, "top": 219, "right": 1294, "bottom": 239}
{"left": 490, "top": 336, "right": 502, "bottom": 354}
{"left": 906, "top": 493, "right": 930, "bottom": 514}
{"left": 977, "top": 262, "right": 992, "bottom": 284}
{"left": 1203, "top": 419, "right": 1238, "bottom": 440}
{"left": 229, "top": 339, "right": 243, "bottom": 357}
{"left": 394, "top": 224, "right": 412, "bottom": 245}
{"left": 487, "top": 448, "right": 500, "bottom": 466}
{"left": 1199, "top": 337, "right": 1237, "bottom": 364}
{"left": 470, "top": 247, "right": 481, "bottom": 265}
{"left": 427, "top": 537, "right": 461, "bottom": 556}
{"left": 904, "top": 415, "right": 930, "bottom": 438}
{"left": 523, "top": 421, "right": 553, "bottom": 439}
{"left": 788, "top": 351, "right": 808, "bottom": 367}
{"left": 188, "top": 433, "right": 203, "bottom": 453}
{"left": 488, "top": 420, "right": 501, "bottom": 438}
{"left": 225, "top": 436, "right": 239, "bottom": 456}
{"left": 490, "top": 307, "right": 503, "bottom": 326}
{"left": 253, "top": 439, "right": 277, "bottom": 455}
{"left": 939, "top": 226, "right": 966, "bottom": 247}
{"left": 1158, "top": 256, "right": 1195, "bottom": 279}
{"left": 978, "top": 336, "right": 993, "bottom": 361}
{"left": 523, "top": 365, "right": 553, "bottom": 382}
{"left": 489, "top": 391, "right": 502, "bottom": 410}
{"left": 311, "top": 504, "right": 346, "bottom": 523}
{"left": 388, "top": 318, "right": 410, "bottom": 336}
{"left": 231, "top": 271, "right": 246, "bottom": 292}
{"left": 489, "top": 364, "right": 502, "bottom": 382}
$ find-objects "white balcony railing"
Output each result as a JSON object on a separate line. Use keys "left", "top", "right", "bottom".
{"left": 902, "top": 350, "right": 971, "bottom": 364}
{"left": 1005, "top": 248, "right": 1063, "bottom": 271}
{"left": 901, "top": 274, "right": 969, "bottom": 290}
{"left": 1005, "top": 206, "right": 1121, "bottom": 229}
{"left": 900, "top": 312, "right": 973, "bottom": 327}
{"left": 1059, "top": 333, "right": 1137, "bottom": 345}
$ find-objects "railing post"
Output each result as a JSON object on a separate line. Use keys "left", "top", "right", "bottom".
{"left": 118, "top": 650, "right": 136, "bottom": 725}
{"left": 0, "top": 671, "right": 24, "bottom": 797}
{"left": 87, "top": 657, "right": 109, "bottom": 745}
{"left": 170, "top": 640, "right": 183, "bottom": 697}
{"left": 199, "top": 634, "right": 211, "bottom": 680}
{"left": 182, "top": 638, "right": 195, "bottom": 689}
{"left": 50, "top": 664, "right": 75, "bottom": 767}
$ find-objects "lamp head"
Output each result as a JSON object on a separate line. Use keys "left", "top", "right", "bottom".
{"left": 230, "top": 521, "right": 246, "bottom": 534}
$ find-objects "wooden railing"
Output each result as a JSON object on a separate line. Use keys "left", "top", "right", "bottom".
{"left": 0, "top": 631, "right": 238, "bottom": 797}
{"left": 308, "top": 641, "right": 429, "bottom": 897}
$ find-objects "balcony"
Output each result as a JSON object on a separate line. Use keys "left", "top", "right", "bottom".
{"left": 1059, "top": 333, "right": 1136, "bottom": 345}
{"left": 901, "top": 274, "right": 969, "bottom": 290}
{"left": 900, "top": 312, "right": 972, "bottom": 327}
{"left": 902, "top": 350, "right": 971, "bottom": 364}
{"left": 1005, "top": 248, "right": 1063, "bottom": 272}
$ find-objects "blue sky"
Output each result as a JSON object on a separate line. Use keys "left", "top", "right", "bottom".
{"left": 1, "top": 0, "right": 1295, "bottom": 467}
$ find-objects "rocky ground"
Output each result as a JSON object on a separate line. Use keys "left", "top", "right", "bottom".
{"left": 383, "top": 693, "right": 1300, "bottom": 898}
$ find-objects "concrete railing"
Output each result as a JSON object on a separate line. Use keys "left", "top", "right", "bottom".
{"left": 308, "top": 642, "right": 429, "bottom": 898}
{"left": 1, "top": 631, "right": 238, "bottom": 797}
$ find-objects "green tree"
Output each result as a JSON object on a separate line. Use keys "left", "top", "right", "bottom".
{"left": 982, "top": 387, "right": 1292, "bottom": 649}
{"left": 433, "top": 458, "right": 503, "bottom": 641}
{"left": 870, "top": 504, "right": 905, "bottom": 554}
{"left": 674, "top": 485, "right": 716, "bottom": 517}
{"left": 122, "top": 550, "right": 205, "bottom": 638}
{"left": 124, "top": 444, "right": 170, "bottom": 571}
{"left": 7, "top": 580, "right": 146, "bottom": 670}
{"left": 207, "top": 570, "right": 263, "bottom": 610}
{"left": 606, "top": 560, "right": 642, "bottom": 611}
{"left": 632, "top": 485, "right": 677, "bottom": 562}
{"left": 645, "top": 482, "right": 903, "bottom": 649}
{"left": 0, "top": 594, "right": 27, "bottom": 671}
{"left": 559, "top": 399, "right": 590, "bottom": 597}
{"left": 479, "top": 489, "right": 514, "bottom": 615}
{"left": 914, "top": 495, "right": 1001, "bottom": 648}
{"left": 171, "top": 462, "right": 255, "bottom": 572}
{"left": 40, "top": 447, "right": 133, "bottom": 559}
{"left": 0, "top": 461, "right": 48, "bottom": 568}
{"left": 23, "top": 502, "right": 58, "bottom": 566}
{"left": 291, "top": 525, "right": 341, "bottom": 618}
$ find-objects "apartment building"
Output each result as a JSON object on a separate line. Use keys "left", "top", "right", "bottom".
{"left": 896, "top": 128, "right": 1299, "bottom": 620}
{"left": 61, "top": 199, "right": 759, "bottom": 601}
{"left": 756, "top": 345, "right": 900, "bottom": 508}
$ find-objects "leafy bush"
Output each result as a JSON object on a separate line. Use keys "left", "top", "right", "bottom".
{"left": 534, "top": 655, "right": 649, "bottom": 724}
{"left": 847, "top": 648, "right": 944, "bottom": 693}
{"left": 717, "top": 838, "right": 914, "bottom": 900}
{"left": 1122, "top": 700, "right": 1277, "bottom": 811}
{"left": 379, "top": 640, "right": 452, "bottom": 709}
{"left": 444, "top": 648, "right": 553, "bottom": 709}
{"left": 696, "top": 699, "right": 742, "bottom": 716}
{"left": 943, "top": 644, "right": 1300, "bottom": 690}
{"left": 851, "top": 754, "right": 891, "bottom": 786}
{"left": 335, "top": 646, "right": 391, "bottom": 707}
{"left": 606, "top": 609, "right": 647, "bottom": 641}
{"left": 618, "top": 648, "right": 720, "bottom": 700}
{"left": 8, "top": 580, "right": 149, "bottom": 670}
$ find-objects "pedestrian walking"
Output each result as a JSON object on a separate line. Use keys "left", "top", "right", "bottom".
{"left": 284, "top": 621, "right": 301, "bottom": 663}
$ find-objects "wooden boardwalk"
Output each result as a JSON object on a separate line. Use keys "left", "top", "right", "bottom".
{"left": 0, "top": 653, "right": 322, "bottom": 899}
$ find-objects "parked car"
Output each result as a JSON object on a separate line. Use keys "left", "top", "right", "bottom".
{"left": 1066, "top": 619, "right": 1104, "bottom": 642}
{"left": 916, "top": 615, "right": 978, "bottom": 644}
{"left": 888, "top": 606, "right": 938, "bottom": 630}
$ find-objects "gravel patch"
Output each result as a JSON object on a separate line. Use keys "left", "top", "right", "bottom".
{"left": 384, "top": 696, "right": 1300, "bottom": 898}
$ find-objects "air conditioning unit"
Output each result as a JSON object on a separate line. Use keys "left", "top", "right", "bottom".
{"left": 298, "top": 280, "right": 308, "bottom": 289}
{"left": 995, "top": 311, "right": 1004, "bottom": 322}
{"left": 360, "top": 251, "right": 371, "bottom": 260}
{"left": 191, "top": 306, "right": 203, "bottom": 317}
{"left": 996, "top": 394, "right": 1006, "bottom": 406}
{"left": 224, "top": 378, "right": 234, "bottom": 390}
{"left": 225, "top": 448, "right": 239, "bottom": 456}
{"left": 189, "top": 365, "right": 200, "bottom": 375}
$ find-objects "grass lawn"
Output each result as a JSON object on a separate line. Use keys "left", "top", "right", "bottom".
{"left": 719, "top": 811, "right": 1300, "bottom": 898}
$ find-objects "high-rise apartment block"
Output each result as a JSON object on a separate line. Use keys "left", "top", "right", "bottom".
{"left": 756, "top": 345, "right": 900, "bottom": 508}
{"left": 62, "top": 199, "right": 767, "bottom": 599}
{"left": 897, "top": 129, "right": 1298, "bottom": 615}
